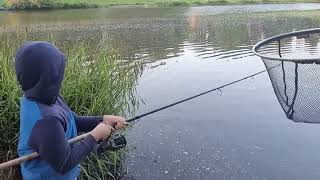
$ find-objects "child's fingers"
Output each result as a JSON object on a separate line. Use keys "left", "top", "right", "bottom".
{"left": 115, "top": 124, "right": 123, "bottom": 129}
{"left": 106, "top": 125, "right": 115, "bottom": 132}
{"left": 115, "top": 122, "right": 128, "bottom": 129}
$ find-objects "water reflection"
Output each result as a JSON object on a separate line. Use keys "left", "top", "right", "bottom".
{"left": 259, "top": 32, "right": 320, "bottom": 123}
{"left": 2, "top": 5, "right": 320, "bottom": 179}
{"left": 2, "top": 6, "right": 320, "bottom": 66}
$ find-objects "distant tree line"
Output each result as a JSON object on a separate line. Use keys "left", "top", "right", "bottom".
{"left": 4, "top": 0, "right": 53, "bottom": 9}
{"left": 4, "top": 0, "right": 96, "bottom": 9}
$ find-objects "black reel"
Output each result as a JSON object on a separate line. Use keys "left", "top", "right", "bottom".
{"left": 97, "top": 135, "right": 127, "bottom": 155}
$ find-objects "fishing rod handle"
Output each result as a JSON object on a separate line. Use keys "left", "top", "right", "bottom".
{"left": 0, "top": 152, "right": 39, "bottom": 170}
{"left": 0, "top": 133, "right": 90, "bottom": 170}
{"left": 0, "top": 123, "right": 122, "bottom": 170}
{"left": 0, "top": 122, "right": 121, "bottom": 169}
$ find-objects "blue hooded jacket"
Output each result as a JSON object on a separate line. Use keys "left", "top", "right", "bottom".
{"left": 15, "top": 41, "right": 102, "bottom": 180}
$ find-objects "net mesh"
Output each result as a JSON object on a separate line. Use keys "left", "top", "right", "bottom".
{"left": 256, "top": 30, "right": 320, "bottom": 123}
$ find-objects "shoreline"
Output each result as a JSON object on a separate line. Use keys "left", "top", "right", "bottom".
{"left": 1, "top": 1, "right": 320, "bottom": 11}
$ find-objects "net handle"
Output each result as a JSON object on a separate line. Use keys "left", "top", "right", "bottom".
{"left": 252, "top": 28, "right": 320, "bottom": 62}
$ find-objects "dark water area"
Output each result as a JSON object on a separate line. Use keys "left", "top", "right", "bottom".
{"left": 2, "top": 4, "right": 320, "bottom": 179}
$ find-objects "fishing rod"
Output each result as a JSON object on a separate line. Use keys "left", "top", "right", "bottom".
{"left": 0, "top": 68, "right": 267, "bottom": 170}
{"left": 127, "top": 69, "right": 267, "bottom": 123}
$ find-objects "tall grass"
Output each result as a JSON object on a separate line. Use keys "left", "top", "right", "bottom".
{"left": 0, "top": 35, "right": 21, "bottom": 180}
{"left": 0, "top": 35, "right": 143, "bottom": 179}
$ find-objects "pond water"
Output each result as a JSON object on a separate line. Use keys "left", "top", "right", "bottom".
{"left": 2, "top": 3, "right": 320, "bottom": 179}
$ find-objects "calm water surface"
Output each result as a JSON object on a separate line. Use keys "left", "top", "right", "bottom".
{"left": 2, "top": 4, "right": 320, "bottom": 179}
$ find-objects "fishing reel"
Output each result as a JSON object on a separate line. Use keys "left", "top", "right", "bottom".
{"left": 97, "top": 135, "right": 127, "bottom": 155}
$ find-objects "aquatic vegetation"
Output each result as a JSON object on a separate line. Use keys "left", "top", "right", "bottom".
{"left": 0, "top": 35, "right": 143, "bottom": 179}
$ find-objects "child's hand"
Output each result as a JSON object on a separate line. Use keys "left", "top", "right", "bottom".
{"left": 90, "top": 123, "right": 115, "bottom": 142}
{"left": 102, "top": 115, "right": 128, "bottom": 130}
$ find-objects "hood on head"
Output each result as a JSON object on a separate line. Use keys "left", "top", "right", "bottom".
{"left": 15, "top": 41, "right": 66, "bottom": 105}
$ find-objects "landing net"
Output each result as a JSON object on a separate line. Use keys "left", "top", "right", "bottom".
{"left": 253, "top": 28, "right": 320, "bottom": 123}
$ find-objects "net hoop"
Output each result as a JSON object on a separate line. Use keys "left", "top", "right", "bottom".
{"left": 254, "top": 28, "right": 320, "bottom": 123}
{"left": 253, "top": 28, "right": 320, "bottom": 63}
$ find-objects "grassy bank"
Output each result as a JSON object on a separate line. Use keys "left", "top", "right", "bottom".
{"left": 58, "top": 0, "right": 320, "bottom": 6}
{"left": 1, "top": 0, "right": 320, "bottom": 9}
{"left": 0, "top": 34, "right": 142, "bottom": 179}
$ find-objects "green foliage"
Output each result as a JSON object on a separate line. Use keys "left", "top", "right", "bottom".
{"left": 169, "top": 1, "right": 188, "bottom": 6}
{"left": 4, "top": 0, "right": 54, "bottom": 9}
{"left": 80, "top": 150, "right": 126, "bottom": 180}
{"left": 2, "top": 0, "right": 320, "bottom": 9}
{"left": 3, "top": 0, "right": 97, "bottom": 9}
{"left": 0, "top": 35, "right": 142, "bottom": 179}
{"left": 0, "top": 36, "right": 21, "bottom": 161}
{"left": 54, "top": 2, "right": 98, "bottom": 9}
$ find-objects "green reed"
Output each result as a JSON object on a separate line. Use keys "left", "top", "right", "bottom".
{"left": 0, "top": 35, "right": 142, "bottom": 179}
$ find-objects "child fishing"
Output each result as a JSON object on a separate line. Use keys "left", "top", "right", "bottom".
{"left": 15, "top": 41, "right": 127, "bottom": 179}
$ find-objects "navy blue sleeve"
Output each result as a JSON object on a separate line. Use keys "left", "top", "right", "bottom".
{"left": 73, "top": 113, "right": 102, "bottom": 133}
{"left": 28, "top": 117, "right": 97, "bottom": 174}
